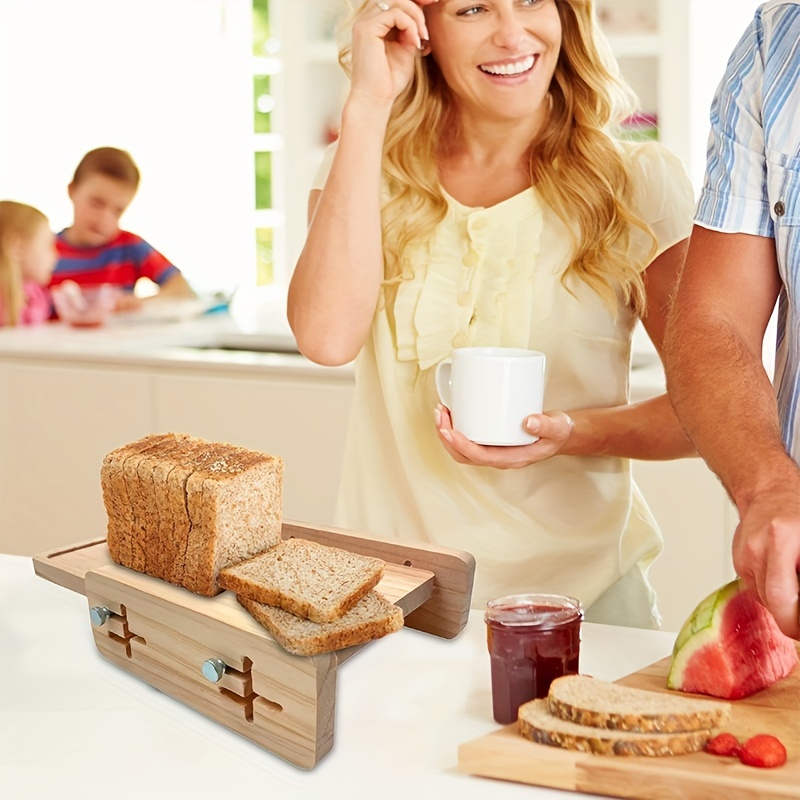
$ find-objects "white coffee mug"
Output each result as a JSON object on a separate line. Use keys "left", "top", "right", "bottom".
{"left": 435, "top": 347, "right": 546, "bottom": 446}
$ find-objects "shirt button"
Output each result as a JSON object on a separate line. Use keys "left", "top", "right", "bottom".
{"left": 452, "top": 333, "right": 469, "bottom": 348}
{"left": 471, "top": 216, "right": 488, "bottom": 231}
{"left": 462, "top": 249, "right": 479, "bottom": 267}
{"left": 775, "top": 200, "right": 786, "bottom": 217}
{"left": 456, "top": 291, "right": 473, "bottom": 307}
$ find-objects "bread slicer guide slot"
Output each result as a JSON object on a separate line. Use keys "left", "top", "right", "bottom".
{"left": 87, "top": 598, "right": 136, "bottom": 657}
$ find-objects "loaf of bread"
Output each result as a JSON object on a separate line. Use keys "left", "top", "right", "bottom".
{"left": 219, "top": 537, "right": 385, "bottom": 623}
{"left": 546, "top": 674, "right": 731, "bottom": 733}
{"left": 518, "top": 699, "right": 713, "bottom": 757}
{"left": 101, "top": 433, "right": 284, "bottom": 596}
{"left": 238, "top": 590, "right": 404, "bottom": 656}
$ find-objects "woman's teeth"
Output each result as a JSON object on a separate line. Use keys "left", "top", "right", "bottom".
{"left": 479, "top": 55, "right": 535, "bottom": 76}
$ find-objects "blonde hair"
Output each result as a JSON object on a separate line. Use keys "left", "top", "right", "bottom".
{"left": 338, "top": 0, "right": 656, "bottom": 314}
{"left": 0, "top": 201, "right": 50, "bottom": 326}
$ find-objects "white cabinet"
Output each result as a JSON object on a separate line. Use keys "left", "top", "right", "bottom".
{"left": 0, "top": 361, "right": 153, "bottom": 555}
{"left": 0, "top": 357, "right": 355, "bottom": 556}
{"left": 152, "top": 371, "right": 353, "bottom": 527}
{"left": 634, "top": 458, "right": 736, "bottom": 632}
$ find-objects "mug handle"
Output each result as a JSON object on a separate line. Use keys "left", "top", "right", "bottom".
{"left": 435, "top": 358, "right": 452, "bottom": 407}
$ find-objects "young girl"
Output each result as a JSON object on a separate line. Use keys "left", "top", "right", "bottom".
{"left": 0, "top": 200, "right": 57, "bottom": 326}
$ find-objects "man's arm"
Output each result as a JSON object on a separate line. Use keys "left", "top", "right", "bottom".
{"left": 664, "top": 225, "right": 800, "bottom": 638}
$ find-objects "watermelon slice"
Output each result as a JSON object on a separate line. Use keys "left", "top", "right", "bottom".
{"left": 667, "top": 578, "right": 799, "bottom": 700}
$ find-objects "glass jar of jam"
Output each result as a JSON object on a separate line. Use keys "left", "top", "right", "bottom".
{"left": 485, "top": 593, "right": 583, "bottom": 725}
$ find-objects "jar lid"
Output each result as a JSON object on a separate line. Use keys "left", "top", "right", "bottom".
{"left": 485, "top": 593, "right": 583, "bottom": 628}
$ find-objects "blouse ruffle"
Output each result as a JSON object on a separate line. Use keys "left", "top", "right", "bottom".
{"left": 392, "top": 192, "right": 544, "bottom": 370}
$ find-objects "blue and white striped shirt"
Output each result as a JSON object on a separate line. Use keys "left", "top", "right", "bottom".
{"left": 695, "top": 0, "right": 800, "bottom": 456}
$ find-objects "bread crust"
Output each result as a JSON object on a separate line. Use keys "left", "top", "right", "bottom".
{"left": 546, "top": 675, "right": 731, "bottom": 733}
{"left": 238, "top": 591, "right": 404, "bottom": 656}
{"left": 219, "top": 537, "right": 384, "bottom": 623}
{"left": 102, "top": 434, "right": 173, "bottom": 569}
{"left": 518, "top": 699, "right": 712, "bottom": 757}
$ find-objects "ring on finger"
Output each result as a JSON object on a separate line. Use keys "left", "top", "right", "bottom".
{"left": 375, "top": 1, "right": 390, "bottom": 10}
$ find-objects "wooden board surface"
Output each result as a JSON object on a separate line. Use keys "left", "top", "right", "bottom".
{"left": 32, "top": 519, "right": 476, "bottom": 639}
{"left": 458, "top": 649, "right": 800, "bottom": 799}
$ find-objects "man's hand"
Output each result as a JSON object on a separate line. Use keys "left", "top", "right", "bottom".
{"left": 733, "top": 476, "right": 800, "bottom": 640}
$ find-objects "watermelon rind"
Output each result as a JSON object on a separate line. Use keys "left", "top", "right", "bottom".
{"left": 666, "top": 578, "right": 744, "bottom": 690}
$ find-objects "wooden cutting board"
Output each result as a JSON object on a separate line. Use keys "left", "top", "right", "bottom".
{"left": 458, "top": 646, "right": 800, "bottom": 800}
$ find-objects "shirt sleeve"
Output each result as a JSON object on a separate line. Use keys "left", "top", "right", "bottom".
{"left": 627, "top": 140, "right": 696, "bottom": 266}
{"left": 136, "top": 239, "right": 180, "bottom": 285}
{"left": 694, "top": 13, "right": 773, "bottom": 237}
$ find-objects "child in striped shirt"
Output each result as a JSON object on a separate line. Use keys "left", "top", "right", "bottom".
{"left": 50, "top": 147, "right": 195, "bottom": 312}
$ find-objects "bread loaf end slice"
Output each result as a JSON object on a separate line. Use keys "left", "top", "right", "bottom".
{"left": 102, "top": 433, "right": 181, "bottom": 570}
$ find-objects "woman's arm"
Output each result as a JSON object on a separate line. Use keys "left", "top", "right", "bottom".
{"left": 436, "top": 239, "right": 696, "bottom": 466}
{"left": 287, "top": 1, "right": 432, "bottom": 366}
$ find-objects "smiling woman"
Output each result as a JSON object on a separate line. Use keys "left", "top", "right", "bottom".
{"left": 286, "top": 0, "right": 699, "bottom": 628}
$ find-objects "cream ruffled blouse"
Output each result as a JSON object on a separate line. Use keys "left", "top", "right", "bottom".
{"left": 312, "top": 140, "right": 695, "bottom": 627}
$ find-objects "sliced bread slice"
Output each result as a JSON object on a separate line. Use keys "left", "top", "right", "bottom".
{"left": 238, "top": 590, "right": 404, "bottom": 656}
{"left": 219, "top": 537, "right": 385, "bottom": 623}
{"left": 547, "top": 674, "right": 732, "bottom": 733}
{"left": 184, "top": 442, "right": 284, "bottom": 596}
{"left": 518, "top": 699, "right": 713, "bottom": 757}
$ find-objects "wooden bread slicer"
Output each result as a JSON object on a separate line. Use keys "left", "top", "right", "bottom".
{"left": 33, "top": 519, "right": 475, "bottom": 770}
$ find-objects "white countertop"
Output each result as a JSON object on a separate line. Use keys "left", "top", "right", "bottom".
{"left": 0, "top": 310, "right": 356, "bottom": 380}
{"left": 0, "top": 311, "right": 666, "bottom": 397}
{"left": 0, "top": 553, "right": 677, "bottom": 800}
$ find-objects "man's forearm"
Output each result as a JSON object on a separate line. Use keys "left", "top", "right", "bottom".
{"left": 666, "top": 316, "right": 792, "bottom": 511}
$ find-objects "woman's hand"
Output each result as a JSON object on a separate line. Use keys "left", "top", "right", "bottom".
{"left": 435, "top": 404, "right": 575, "bottom": 469}
{"left": 349, "top": 0, "right": 437, "bottom": 105}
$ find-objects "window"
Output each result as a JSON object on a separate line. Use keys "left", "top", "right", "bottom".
{"left": 251, "top": 0, "right": 347, "bottom": 290}
{"left": 252, "top": 1, "right": 284, "bottom": 287}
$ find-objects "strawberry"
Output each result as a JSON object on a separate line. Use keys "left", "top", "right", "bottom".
{"left": 704, "top": 733, "right": 740, "bottom": 757}
{"left": 738, "top": 735, "right": 787, "bottom": 768}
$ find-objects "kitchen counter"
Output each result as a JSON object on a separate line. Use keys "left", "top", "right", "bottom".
{"left": 0, "top": 553, "right": 676, "bottom": 800}
{"left": 0, "top": 311, "right": 666, "bottom": 397}
{"left": 0, "top": 312, "right": 354, "bottom": 380}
